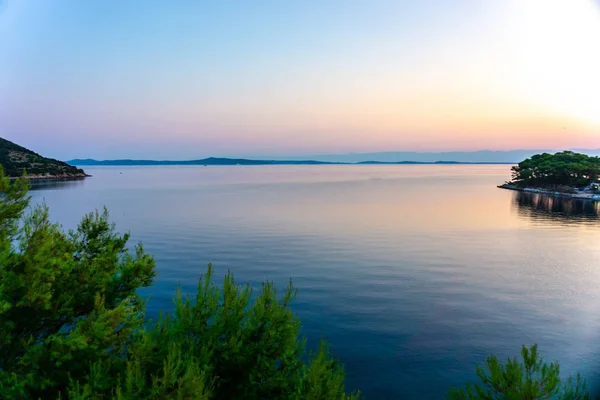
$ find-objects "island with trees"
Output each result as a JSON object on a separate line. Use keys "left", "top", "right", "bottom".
{"left": 499, "top": 151, "right": 600, "bottom": 200}
{"left": 0, "top": 137, "right": 88, "bottom": 180}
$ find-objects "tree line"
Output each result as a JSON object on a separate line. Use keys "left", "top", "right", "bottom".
{"left": 510, "top": 151, "right": 600, "bottom": 189}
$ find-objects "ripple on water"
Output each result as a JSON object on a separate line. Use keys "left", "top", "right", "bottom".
{"left": 29, "top": 166, "right": 600, "bottom": 398}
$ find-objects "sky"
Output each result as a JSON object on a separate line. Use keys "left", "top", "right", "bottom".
{"left": 1, "top": 0, "right": 599, "bottom": 160}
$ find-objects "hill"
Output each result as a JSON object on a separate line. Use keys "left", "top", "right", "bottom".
{"left": 273, "top": 149, "right": 600, "bottom": 163}
{"left": 0, "top": 137, "right": 87, "bottom": 179}
{"left": 67, "top": 158, "right": 513, "bottom": 166}
{"left": 68, "top": 157, "right": 340, "bottom": 166}
{"left": 68, "top": 149, "right": 600, "bottom": 165}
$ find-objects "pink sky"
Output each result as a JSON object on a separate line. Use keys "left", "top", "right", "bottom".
{"left": 1, "top": 0, "right": 599, "bottom": 159}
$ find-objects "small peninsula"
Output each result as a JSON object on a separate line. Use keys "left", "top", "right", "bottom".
{"left": 0, "top": 137, "right": 88, "bottom": 180}
{"left": 499, "top": 151, "right": 600, "bottom": 200}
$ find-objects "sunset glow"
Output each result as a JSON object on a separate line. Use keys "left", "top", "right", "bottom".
{"left": 1, "top": 0, "right": 599, "bottom": 159}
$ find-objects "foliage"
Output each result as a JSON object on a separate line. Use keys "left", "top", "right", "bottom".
{"left": 0, "top": 168, "right": 359, "bottom": 399}
{"left": 0, "top": 137, "right": 86, "bottom": 178}
{"left": 510, "top": 151, "right": 600, "bottom": 189}
{"left": 448, "top": 345, "right": 591, "bottom": 400}
{"left": 0, "top": 166, "right": 156, "bottom": 398}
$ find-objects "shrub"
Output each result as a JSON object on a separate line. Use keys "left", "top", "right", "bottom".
{"left": 448, "top": 345, "right": 591, "bottom": 400}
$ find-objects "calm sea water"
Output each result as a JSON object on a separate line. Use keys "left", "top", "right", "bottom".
{"left": 29, "top": 165, "right": 600, "bottom": 398}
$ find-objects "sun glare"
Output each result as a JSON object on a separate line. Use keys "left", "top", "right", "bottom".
{"left": 515, "top": 0, "right": 600, "bottom": 127}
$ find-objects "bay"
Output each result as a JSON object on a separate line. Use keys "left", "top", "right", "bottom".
{"left": 29, "top": 165, "right": 600, "bottom": 398}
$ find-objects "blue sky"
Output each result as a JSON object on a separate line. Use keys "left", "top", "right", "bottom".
{"left": 1, "top": 1, "right": 599, "bottom": 160}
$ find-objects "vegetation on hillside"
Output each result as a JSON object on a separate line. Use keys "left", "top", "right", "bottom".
{"left": 510, "top": 151, "right": 600, "bottom": 189}
{"left": 0, "top": 168, "right": 593, "bottom": 399}
{"left": 0, "top": 137, "right": 86, "bottom": 178}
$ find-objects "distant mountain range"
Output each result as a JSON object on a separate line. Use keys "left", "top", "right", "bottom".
{"left": 67, "top": 157, "right": 516, "bottom": 166}
{"left": 268, "top": 149, "right": 600, "bottom": 163}
{"left": 68, "top": 149, "right": 600, "bottom": 166}
{"left": 68, "top": 158, "right": 338, "bottom": 166}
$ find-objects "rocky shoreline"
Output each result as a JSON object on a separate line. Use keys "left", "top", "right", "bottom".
{"left": 10, "top": 172, "right": 90, "bottom": 181}
{"left": 498, "top": 183, "right": 600, "bottom": 201}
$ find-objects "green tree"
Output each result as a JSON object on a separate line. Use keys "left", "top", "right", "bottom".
{"left": 0, "top": 168, "right": 359, "bottom": 399}
{"left": 448, "top": 345, "right": 591, "bottom": 400}
{"left": 0, "top": 167, "right": 156, "bottom": 399}
{"left": 511, "top": 151, "right": 600, "bottom": 189}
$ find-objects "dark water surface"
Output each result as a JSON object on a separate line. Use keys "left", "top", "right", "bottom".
{"left": 29, "top": 165, "right": 600, "bottom": 398}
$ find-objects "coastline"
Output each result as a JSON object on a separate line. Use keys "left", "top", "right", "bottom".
{"left": 9, "top": 173, "right": 90, "bottom": 181}
{"left": 498, "top": 183, "right": 600, "bottom": 201}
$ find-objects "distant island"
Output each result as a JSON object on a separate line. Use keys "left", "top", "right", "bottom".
{"left": 0, "top": 137, "right": 88, "bottom": 180}
{"left": 499, "top": 151, "right": 600, "bottom": 200}
{"left": 70, "top": 149, "right": 600, "bottom": 165}
{"left": 69, "top": 158, "right": 340, "bottom": 166}
{"left": 67, "top": 158, "right": 514, "bottom": 166}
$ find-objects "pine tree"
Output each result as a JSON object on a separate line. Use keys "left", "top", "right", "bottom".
{"left": 448, "top": 345, "right": 591, "bottom": 400}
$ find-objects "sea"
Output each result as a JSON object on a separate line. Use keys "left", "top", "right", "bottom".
{"left": 29, "top": 165, "right": 600, "bottom": 398}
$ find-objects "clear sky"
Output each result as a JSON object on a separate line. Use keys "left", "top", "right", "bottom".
{"left": 1, "top": 0, "right": 599, "bottom": 160}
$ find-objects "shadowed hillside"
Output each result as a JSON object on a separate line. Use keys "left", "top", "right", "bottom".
{"left": 0, "top": 137, "right": 87, "bottom": 179}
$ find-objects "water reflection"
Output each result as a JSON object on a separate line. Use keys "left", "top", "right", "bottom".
{"left": 513, "top": 192, "right": 599, "bottom": 222}
{"left": 25, "top": 165, "right": 600, "bottom": 398}
{"left": 28, "top": 179, "right": 85, "bottom": 191}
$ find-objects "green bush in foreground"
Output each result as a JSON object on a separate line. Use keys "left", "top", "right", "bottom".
{"left": 448, "top": 345, "right": 591, "bottom": 400}
{"left": 0, "top": 169, "right": 359, "bottom": 399}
